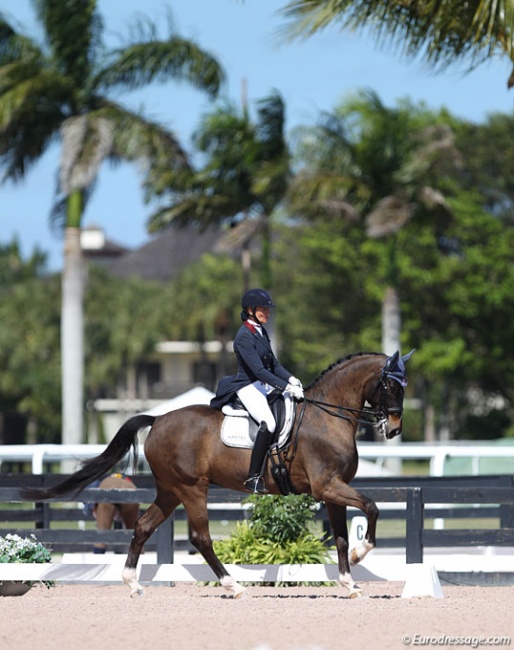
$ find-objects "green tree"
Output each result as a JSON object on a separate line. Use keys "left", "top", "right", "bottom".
{"left": 273, "top": 218, "right": 380, "bottom": 380}
{"left": 287, "top": 90, "right": 459, "bottom": 358}
{"left": 0, "top": 239, "right": 47, "bottom": 294}
{"left": 85, "top": 266, "right": 166, "bottom": 409}
{"left": 454, "top": 111, "right": 514, "bottom": 225}
{"left": 146, "top": 91, "right": 290, "bottom": 290}
{"left": 160, "top": 253, "right": 242, "bottom": 386}
{"left": 280, "top": 0, "right": 514, "bottom": 87}
{"left": 0, "top": 1, "right": 224, "bottom": 445}
{"left": 0, "top": 272, "right": 61, "bottom": 443}
{"left": 399, "top": 189, "right": 514, "bottom": 440}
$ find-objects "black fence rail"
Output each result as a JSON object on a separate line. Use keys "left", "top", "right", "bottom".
{"left": 0, "top": 474, "right": 513, "bottom": 564}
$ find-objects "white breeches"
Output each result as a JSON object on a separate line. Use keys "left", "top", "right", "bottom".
{"left": 237, "top": 381, "right": 276, "bottom": 432}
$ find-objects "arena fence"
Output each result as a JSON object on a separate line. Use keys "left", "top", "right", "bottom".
{"left": 1, "top": 474, "right": 513, "bottom": 564}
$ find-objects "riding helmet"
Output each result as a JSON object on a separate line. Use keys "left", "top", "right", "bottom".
{"left": 241, "top": 288, "right": 275, "bottom": 310}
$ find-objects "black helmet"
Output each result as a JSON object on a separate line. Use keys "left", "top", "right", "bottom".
{"left": 241, "top": 288, "right": 275, "bottom": 310}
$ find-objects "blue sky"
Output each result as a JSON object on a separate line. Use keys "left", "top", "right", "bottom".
{"left": 2, "top": 0, "right": 514, "bottom": 271}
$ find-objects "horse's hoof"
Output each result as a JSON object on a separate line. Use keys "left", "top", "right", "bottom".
{"left": 233, "top": 590, "right": 250, "bottom": 600}
{"left": 349, "top": 588, "right": 363, "bottom": 599}
{"left": 130, "top": 588, "right": 144, "bottom": 598}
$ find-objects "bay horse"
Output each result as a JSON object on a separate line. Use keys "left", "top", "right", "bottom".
{"left": 21, "top": 350, "right": 413, "bottom": 598}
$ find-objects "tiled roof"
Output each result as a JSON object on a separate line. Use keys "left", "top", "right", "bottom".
{"left": 107, "top": 226, "right": 224, "bottom": 282}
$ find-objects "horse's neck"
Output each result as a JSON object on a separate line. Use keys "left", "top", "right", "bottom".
{"left": 308, "top": 359, "right": 376, "bottom": 408}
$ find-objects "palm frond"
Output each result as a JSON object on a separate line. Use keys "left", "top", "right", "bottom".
{"left": 366, "top": 195, "right": 413, "bottom": 237}
{"left": 96, "top": 99, "right": 189, "bottom": 168}
{"left": 0, "top": 62, "right": 69, "bottom": 180}
{"left": 256, "top": 90, "right": 287, "bottom": 159}
{"left": 147, "top": 193, "right": 235, "bottom": 232}
{"left": 95, "top": 17, "right": 224, "bottom": 98}
{"left": 214, "top": 216, "right": 266, "bottom": 252}
{"left": 33, "top": 0, "right": 102, "bottom": 83}
{"left": 279, "top": 0, "right": 514, "bottom": 76}
{"left": 287, "top": 170, "right": 361, "bottom": 220}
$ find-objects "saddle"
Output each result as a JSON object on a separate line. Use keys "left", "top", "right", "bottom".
{"left": 220, "top": 390, "right": 295, "bottom": 450}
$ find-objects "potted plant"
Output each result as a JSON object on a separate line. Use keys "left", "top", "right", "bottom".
{"left": 0, "top": 533, "right": 53, "bottom": 596}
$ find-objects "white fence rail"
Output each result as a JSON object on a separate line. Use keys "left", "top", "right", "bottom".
{"left": 357, "top": 442, "right": 514, "bottom": 476}
{"left": 1, "top": 442, "right": 514, "bottom": 475}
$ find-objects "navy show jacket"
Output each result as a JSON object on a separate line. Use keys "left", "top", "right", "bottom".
{"left": 210, "top": 321, "right": 291, "bottom": 409}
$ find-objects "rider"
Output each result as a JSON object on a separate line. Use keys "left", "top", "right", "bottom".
{"left": 210, "top": 288, "right": 304, "bottom": 494}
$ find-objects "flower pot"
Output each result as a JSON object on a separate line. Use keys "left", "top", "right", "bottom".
{"left": 0, "top": 581, "right": 32, "bottom": 597}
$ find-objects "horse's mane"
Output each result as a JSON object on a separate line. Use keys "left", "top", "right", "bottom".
{"left": 305, "top": 351, "right": 383, "bottom": 390}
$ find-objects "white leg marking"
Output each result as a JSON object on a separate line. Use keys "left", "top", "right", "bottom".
{"left": 220, "top": 575, "right": 247, "bottom": 599}
{"left": 350, "top": 539, "right": 374, "bottom": 565}
{"left": 122, "top": 567, "right": 144, "bottom": 598}
{"left": 339, "top": 571, "right": 363, "bottom": 599}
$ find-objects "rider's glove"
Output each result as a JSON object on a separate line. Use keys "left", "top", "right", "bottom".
{"left": 288, "top": 376, "right": 303, "bottom": 389}
{"left": 285, "top": 383, "right": 304, "bottom": 401}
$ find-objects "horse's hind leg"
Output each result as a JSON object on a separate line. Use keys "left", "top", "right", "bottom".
{"left": 122, "top": 494, "right": 180, "bottom": 597}
{"left": 182, "top": 492, "right": 246, "bottom": 599}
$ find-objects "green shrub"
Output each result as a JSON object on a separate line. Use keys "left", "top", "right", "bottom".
{"left": 212, "top": 494, "right": 334, "bottom": 586}
{"left": 246, "top": 494, "right": 320, "bottom": 544}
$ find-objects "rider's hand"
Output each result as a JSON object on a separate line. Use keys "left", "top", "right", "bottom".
{"left": 288, "top": 376, "right": 303, "bottom": 389}
{"left": 286, "top": 383, "right": 304, "bottom": 401}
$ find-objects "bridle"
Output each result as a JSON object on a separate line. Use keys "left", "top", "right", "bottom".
{"left": 302, "top": 365, "right": 405, "bottom": 437}
{"left": 368, "top": 366, "right": 405, "bottom": 437}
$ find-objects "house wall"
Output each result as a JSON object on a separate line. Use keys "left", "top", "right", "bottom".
{"left": 90, "top": 340, "right": 234, "bottom": 442}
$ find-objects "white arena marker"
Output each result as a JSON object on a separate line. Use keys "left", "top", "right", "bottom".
{"left": 349, "top": 516, "right": 367, "bottom": 549}
{"left": 401, "top": 563, "right": 444, "bottom": 599}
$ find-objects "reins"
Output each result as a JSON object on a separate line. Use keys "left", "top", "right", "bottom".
{"left": 303, "top": 397, "right": 381, "bottom": 427}
{"left": 277, "top": 393, "right": 385, "bottom": 473}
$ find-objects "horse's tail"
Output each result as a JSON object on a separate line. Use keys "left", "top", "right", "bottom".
{"left": 19, "top": 414, "right": 156, "bottom": 501}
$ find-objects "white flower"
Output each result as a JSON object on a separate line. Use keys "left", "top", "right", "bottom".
{"left": 0, "top": 533, "right": 52, "bottom": 564}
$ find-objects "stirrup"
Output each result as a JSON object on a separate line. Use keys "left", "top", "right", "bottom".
{"left": 243, "top": 475, "right": 268, "bottom": 494}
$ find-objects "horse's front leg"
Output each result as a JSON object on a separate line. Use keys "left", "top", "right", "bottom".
{"left": 182, "top": 492, "right": 246, "bottom": 599}
{"left": 324, "top": 485, "right": 379, "bottom": 597}
{"left": 122, "top": 494, "right": 180, "bottom": 597}
{"left": 348, "top": 493, "right": 379, "bottom": 566}
{"left": 324, "top": 502, "right": 362, "bottom": 598}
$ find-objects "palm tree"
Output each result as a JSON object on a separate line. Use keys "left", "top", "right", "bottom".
{"left": 287, "top": 90, "right": 460, "bottom": 356}
{"left": 146, "top": 90, "right": 290, "bottom": 291}
{"left": 279, "top": 0, "right": 514, "bottom": 87}
{"left": 0, "top": 1, "right": 224, "bottom": 446}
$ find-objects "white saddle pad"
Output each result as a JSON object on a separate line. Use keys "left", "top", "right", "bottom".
{"left": 220, "top": 394, "right": 295, "bottom": 449}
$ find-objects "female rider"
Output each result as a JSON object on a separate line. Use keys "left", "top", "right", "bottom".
{"left": 211, "top": 288, "right": 304, "bottom": 494}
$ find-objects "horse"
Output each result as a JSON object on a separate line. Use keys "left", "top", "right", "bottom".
{"left": 20, "top": 349, "right": 413, "bottom": 599}
{"left": 90, "top": 474, "right": 140, "bottom": 554}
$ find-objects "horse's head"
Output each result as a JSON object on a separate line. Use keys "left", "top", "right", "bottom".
{"left": 370, "top": 349, "right": 415, "bottom": 440}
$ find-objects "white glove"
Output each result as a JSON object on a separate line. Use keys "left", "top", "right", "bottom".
{"left": 286, "top": 383, "right": 304, "bottom": 401}
{"left": 288, "top": 376, "right": 303, "bottom": 388}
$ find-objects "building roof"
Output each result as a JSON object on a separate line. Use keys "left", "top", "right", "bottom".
{"left": 81, "top": 223, "right": 129, "bottom": 263}
{"left": 106, "top": 226, "right": 225, "bottom": 282}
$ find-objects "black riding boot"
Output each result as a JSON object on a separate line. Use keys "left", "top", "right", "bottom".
{"left": 244, "top": 422, "right": 273, "bottom": 494}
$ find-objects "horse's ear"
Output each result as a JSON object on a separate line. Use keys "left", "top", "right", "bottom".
{"left": 384, "top": 350, "right": 399, "bottom": 370}
{"left": 402, "top": 349, "right": 416, "bottom": 364}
